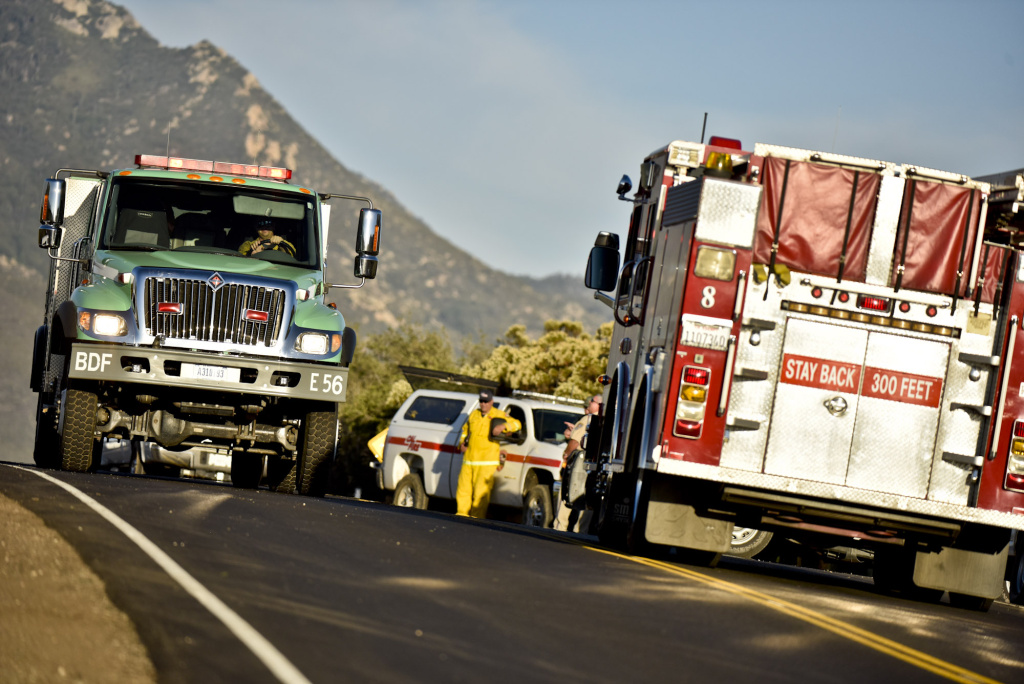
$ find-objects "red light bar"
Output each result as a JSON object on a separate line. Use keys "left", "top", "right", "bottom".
{"left": 1008, "top": 473, "right": 1024, "bottom": 489}
{"left": 708, "top": 136, "right": 742, "bottom": 150}
{"left": 157, "top": 302, "right": 182, "bottom": 314}
{"left": 857, "top": 295, "right": 890, "bottom": 312}
{"left": 135, "top": 154, "right": 292, "bottom": 180}
{"left": 683, "top": 366, "right": 710, "bottom": 386}
{"left": 244, "top": 309, "right": 269, "bottom": 322}
{"left": 1014, "top": 421, "right": 1024, "bottom": 439}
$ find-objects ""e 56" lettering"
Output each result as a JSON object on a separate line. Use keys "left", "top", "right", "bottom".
{"left": 309, "top": 372, "right": 344, "bottom": 395}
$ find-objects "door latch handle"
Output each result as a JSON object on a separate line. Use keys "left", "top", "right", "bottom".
{"left": 823, "top": 396, "right": 848, "bottom": 416}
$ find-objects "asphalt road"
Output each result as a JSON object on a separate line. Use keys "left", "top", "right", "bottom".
{"left": 1, "top": 463, "right": 1022, "bottom": 684}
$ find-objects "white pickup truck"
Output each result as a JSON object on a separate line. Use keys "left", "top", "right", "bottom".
{"left": 374, "top": 377, "right": 584, "bottom": 527}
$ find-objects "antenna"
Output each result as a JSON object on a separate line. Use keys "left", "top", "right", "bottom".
{"left": 700, "top": 112, "right": 708, "bottom": 144}
{"left": 832, "top": 105, "right": 841, "bottom": 152}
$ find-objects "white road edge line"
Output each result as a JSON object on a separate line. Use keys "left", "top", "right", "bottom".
{"left": 14, "top": 466, "right": 312, "bottom": 684}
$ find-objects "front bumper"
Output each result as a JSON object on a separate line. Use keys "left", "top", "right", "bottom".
{"left": 67, "top": 343, "right": 347, "bottom": 403}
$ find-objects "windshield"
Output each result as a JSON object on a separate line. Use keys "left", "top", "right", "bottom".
{"left": 98, "top": 177, "right": 319, "bottom": 267}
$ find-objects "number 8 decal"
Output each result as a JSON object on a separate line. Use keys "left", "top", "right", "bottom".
{"left": 701, "top": 286, "right": 716, "bottom": 309}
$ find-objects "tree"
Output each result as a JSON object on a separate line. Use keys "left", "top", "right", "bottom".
{"left": 461, "top": 320, "right": 611, "bottom": 400}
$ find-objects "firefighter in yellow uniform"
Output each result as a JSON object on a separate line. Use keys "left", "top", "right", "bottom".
{"left": 456, "top": 389, "right": 521, "bottom": 518}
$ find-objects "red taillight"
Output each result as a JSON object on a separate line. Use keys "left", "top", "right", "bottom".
{"left": 857, "top": 295, "right": 890, "bottom": 312}
{"left": 684, "top": 366, "right": 710, "bottom": 386}
{"left": 1014, "top": 421, "right": 1024, "bottom": 438}
{"left": 1008, "top": 473, "right": 1024, "bottom": 488}
{"left": 157, "top": 302, "right": 182, "bottom": 314}
{"left": 675, "top": 419, "right": 702, "bottom": 438}
{"left": 707, "top": 136, "right": 742, "bottom": 150}
{"left": 244, "top": 309, "right": 269, "bottom": 322}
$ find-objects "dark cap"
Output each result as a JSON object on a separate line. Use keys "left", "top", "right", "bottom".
{"left": 479, "top": 389, "right": 494, "bottom": 403}
{"left": 256, "top": 217, "right": 275, "bottom": 229}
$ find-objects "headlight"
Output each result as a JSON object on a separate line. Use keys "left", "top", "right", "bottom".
{"left": 92, "top": 313, "right": 128, "bottom": 337}
{"left": 296, "top": 332, "right": 329, "bottom": 354}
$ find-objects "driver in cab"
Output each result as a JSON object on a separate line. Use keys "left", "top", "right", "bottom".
{"left": 239, "top": 217, "right": 296, "bottom": 257}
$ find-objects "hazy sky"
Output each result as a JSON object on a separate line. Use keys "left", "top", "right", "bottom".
{"left": 116, "top": 0, "right": 1024, "bottom": 278}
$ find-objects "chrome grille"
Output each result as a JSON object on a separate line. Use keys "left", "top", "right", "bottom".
{"left": 143, "top": 276, "right": 286, "bottom": 347}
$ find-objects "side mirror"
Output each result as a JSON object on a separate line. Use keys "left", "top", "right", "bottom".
{"left": 356, "top": 208, "right": 381, "bottom": 256}
{"left": 354, "top": 254, "right": 378, "bottom": 279}
{"left": 39, "top": 225, "right": 62, "bottom": 249}
{"left": 584, "top": 232, "right": 620, "bottom": 291}
{"left": 40, "top": 178, "right": 66, "bottom": 226}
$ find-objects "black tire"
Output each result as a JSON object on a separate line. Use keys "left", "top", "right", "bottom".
{"left": 949, "top": 592, "right": 994, "bottom": 612}
{"left": 231, "top": 452, "right": 263, "bottom": 489}
{"left": 33, "top": 392, "right": 59, "bottom": 469}
{"left": 393, "top": 474, "right": 427, "bottom": 509}
{"left": 729, "top": 527, "right": 774, "bottom": 559}
{"left": 297, "top": 411, "right": 335, "bottom": 497}
{"left": 60, "top": 388, "right": 100, "bottom": 473}
{"left": 267, "top": 454, "right": 297, "bottom": 494}
{"left": 523, "top": 483, "right": 553, "bottom": 528}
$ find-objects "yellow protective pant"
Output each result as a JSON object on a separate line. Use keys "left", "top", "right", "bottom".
{"left": 455, "top": 462, "right": 498, "bottom": 518}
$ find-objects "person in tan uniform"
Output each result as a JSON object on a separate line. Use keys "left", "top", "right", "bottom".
{"left": 456, "top": 389, "right": 521, "bottom": 518}
{"left": 554, "top": 394, "right": 601, "bottom": 532}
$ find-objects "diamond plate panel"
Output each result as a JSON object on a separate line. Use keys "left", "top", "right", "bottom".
{"left": 847, "top": 333, "right": 949, "bottom": 498}
{"left": 694, "top": 178, "right": 761, "bottom": 249}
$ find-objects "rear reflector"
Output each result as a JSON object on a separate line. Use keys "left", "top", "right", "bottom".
{"left": 1013, "top": 421, "right": 1024, "bottom": 438}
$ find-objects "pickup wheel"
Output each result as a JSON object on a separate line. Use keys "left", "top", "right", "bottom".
{"left": 393, "top": 474, "right": 427, "bottom": 509}
{"left": 33, "top": 393, "right": 59, "bottom": 469}
{"left": 297, "top": 411, "right": 335, "bottom": 497}
{"left": 729, "top": 528, "right": 774, "bottom": 559}
{"left": 523, "top": 484, "right": 553, "bottom": 528}
{"left": 231, "top": 453, "right": 263, "bottom": 489}
{"left": 60, "top": 388, "right": 101, "bottom": 473}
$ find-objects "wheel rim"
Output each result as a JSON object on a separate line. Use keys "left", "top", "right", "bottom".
{"left": 525, "top": 497, "right": 544, "bottom": 526}
{"left": 732, "top": 526, "right": 759, "bottom": 546}
{"left": 395, "top": 487, "right": 414, "bottom": 507}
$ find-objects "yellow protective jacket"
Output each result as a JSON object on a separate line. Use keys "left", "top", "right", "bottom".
{"left": 459, "top": 407, "right": 521, "bottom": 466}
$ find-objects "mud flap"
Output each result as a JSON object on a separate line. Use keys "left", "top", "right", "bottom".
{"left": 914, "top": 544, "right": 1009, "bottom": 599}
{"left": 644, "top": 476, "right": 732, "bottom": 552}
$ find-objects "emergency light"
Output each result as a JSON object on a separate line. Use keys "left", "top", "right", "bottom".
{"left": 134, "top": 155, "right": 293, "bottom": 181}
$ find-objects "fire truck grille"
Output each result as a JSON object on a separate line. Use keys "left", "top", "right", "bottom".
{"left": 143, "top": 277, "right": 286, "bottom": 347}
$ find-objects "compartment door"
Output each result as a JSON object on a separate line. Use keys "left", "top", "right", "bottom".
{"left": 848, "top": 334, "right": 948, "bottom": 498}
{"left": 763, "top": 319, "right": 867, "bottom": 484}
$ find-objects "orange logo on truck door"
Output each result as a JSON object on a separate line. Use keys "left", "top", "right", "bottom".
{"left": 861, "top": 367, "right": 942, "bottom": 408}
{"left": 781, "top": 354, "right": 861, "bottom": 393}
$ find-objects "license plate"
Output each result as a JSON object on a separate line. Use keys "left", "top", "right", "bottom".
{"left": 680, "top": 315, "right": 732, "bottom": 351}
{"left": 182, "top": 363, "right": 241, "bottom": 383}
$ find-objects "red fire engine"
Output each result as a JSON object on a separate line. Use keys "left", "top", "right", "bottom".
{"left": 580, "top": 136, "right": 1024, "bottom": 610}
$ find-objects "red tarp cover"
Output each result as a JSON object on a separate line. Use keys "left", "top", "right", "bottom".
{"left": 753, "top": 157, "right": 880, "bottom": 281}
{"left": 978, "top": 244, "right": 1008, "bottom": 304}
{"left": 892, "top": 180, "right": 982, "bottom": 296}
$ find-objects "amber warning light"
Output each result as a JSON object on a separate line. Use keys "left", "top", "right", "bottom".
{"left": 135, "top": 155, "right": 292, "bottom": 181}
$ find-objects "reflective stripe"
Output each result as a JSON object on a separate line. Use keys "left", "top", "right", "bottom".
{"left": 462, "top": 460, "right": 501, "bottom": 466}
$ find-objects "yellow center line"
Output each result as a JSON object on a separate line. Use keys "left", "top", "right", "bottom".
{"left": 583, "top": 544, "right": 1003, "bottom": 684}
